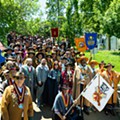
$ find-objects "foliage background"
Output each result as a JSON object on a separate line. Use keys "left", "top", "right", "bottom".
{"left": 0, "top": 0, "right": 120, "bottom": 45}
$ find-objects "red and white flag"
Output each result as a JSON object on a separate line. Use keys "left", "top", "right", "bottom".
{"left": 81, "top": 74, "right": 114, "bottom": 112}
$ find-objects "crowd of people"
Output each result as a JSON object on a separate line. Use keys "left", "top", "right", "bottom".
{"left": 0, "top": 31, "right": 120, "bottom": 120}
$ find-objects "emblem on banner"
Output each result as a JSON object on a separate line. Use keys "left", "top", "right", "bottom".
{"left": 51, "top": 28, "right": 58, "bottom": 37}
{"left": 93, "top": 82, "right": 109, "bottom": 106}
{"left": 74, "top": 38, "right": 87, "bottom": 52}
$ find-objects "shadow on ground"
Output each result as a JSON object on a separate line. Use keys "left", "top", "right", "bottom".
{"left": 34, "top": 105, "right": 53, "bottom": 120}
{"left": 110, "top": 51, "right": 120, "bottom": 56}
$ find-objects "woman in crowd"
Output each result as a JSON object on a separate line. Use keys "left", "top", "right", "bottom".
{"left": 61, "top": 62, "right": 74, "bottom": 94}
{"left": 46, "top": 54, "right": 53, "bottom": 70}
{"left": 46, "top": 60, "right": 62, "bottom": 107}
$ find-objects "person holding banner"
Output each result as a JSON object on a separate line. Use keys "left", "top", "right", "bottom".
{"left": 72, "top": 56, "right": 92, "bottom": 115}
{"left": 102, "top": 63, "right": 118, "bottom": 116}
{"left": 52, "top": 83, "right": 84, "bottom": 120}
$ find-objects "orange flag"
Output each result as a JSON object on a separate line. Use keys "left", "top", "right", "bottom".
{"left": 74, "top": 38, "right": 87, "bottom": 52}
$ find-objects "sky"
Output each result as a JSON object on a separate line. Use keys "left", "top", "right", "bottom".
{"left": 39, "top": 0, "right": 46, "bottom": 19}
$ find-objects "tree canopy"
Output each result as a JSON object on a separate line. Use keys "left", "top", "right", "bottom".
{"left": 0, "top": 0, "right": 120, "bottom": 45}
{"left": 0, "top": 0, "right": 42, "bottom": 41}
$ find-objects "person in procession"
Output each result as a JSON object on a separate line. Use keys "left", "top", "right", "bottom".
{"left": 36, "top": 58, "right": 49, "bottom": 107}
{"left": 88, "top": 60, "right": 99, "bottom": 78}
{"left": 88, "top": 60, "right": 99, "bottom": 112}
{"left": 52, "top": 83, "right": 84, "bottom": 120}
{"left": 21, "top": 58, "right": 36, "bottom": 101}
{"left": 61, "top": 62, "right": 74, "bottom": 94}
{"left": 96, "top": 61, "right": 106, "bottom": 75}
{"left": 0, "top": 30, "right": 119, "bottom": 120}
{"left": 102, "top": 63, "right": 119, "bottom": 116}
{"left": 45, "top": 60, "right": 62, "bottom": 107}
{"left": 2, "top": 61, "right": 19, "bottom": 87}
{"left": 72, "top": 56, "right": 92, "bottom": 115}
{"left": 35, "top": 52, "right": 44, "bottom": 66}
{"left": 1, "top": 71, "right": 34, "bottom": 120}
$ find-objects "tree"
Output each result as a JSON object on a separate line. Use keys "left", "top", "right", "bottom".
{"left": 103, "top": 0, "right": 120, "bottom": 49}
{"left": 80, "top": 0, "right": 118, "bottom": 50}
{"left": 0, "top": 0, "right": 42, "bottom": 42}
{"left": 46, "top": 0, "right": 83, "bottom": 44}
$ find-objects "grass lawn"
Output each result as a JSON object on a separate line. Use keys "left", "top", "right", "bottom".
{"left": 85, "top": 50, "right": 120, "bottom": 72}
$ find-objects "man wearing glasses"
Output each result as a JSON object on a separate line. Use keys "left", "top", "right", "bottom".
{"left": 1, "top": 72, "right": 34, "bottom": 120}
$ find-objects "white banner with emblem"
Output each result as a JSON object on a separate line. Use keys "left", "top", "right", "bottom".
{"left": 81, "top": 73, "right": 114, "bottom": 112}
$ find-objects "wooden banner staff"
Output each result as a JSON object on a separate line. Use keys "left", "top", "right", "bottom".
{"left": 64, "top": 93, "right": 82, "bottom": 117}
{"left": 97, "top": 74, "right": 101, "bottom": 106}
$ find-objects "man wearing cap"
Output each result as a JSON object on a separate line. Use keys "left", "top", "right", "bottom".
{"left": 35, "top": 52, "right": 44, "bottom": 66}
{"left": 88, "top": 60, "right": 99, "bottom": 78}
{"left": 60, "top": 56, "right": 68, "bottom": 72}
{"left": 102, "top": 63, "right": 118, "bottom": 116}
{"left": 72, "top": 56, "right": 91, "bottom": 115}
{"left": 27, "top": 49, "right": 36, "bottom": 68}
{"left": 52, "top": 83, "right": 84, "bottom": 120}
{"left": 4, "top": 47, "right": 14, "bottom": 59}
{"left": 2, "top": 61, "right": 19, "bottom": 86}
{"left": 1, "top": 71, "right": 34, "bottom": 120}
{"left": 21, "top": 58, "right": 36, "bottom": 101}
{"left": 96, "top": 61, "right": 106, "bottom": 75}
{"left": 65, "top": 51, "right": 74, "bottom": 65}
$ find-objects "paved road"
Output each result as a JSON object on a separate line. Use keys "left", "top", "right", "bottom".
{"left": 0, "top": 102, "right": 119, "bottom": 120}
{"left": 33, "top": 105, "right": 120, "bottom": 120}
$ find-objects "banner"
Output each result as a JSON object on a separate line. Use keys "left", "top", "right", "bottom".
{"left": 0, "top": 50, "right": 5, "bottom": 64}
{"left": 51, "top": 28, "right": 58, "bottom": 37}
{"left": 81, "top": 74, "right": 114, "bottom": 112}
{"left": 85, "top": 33, "right": 97, "bottom": 49}
{"left": 74, "top": 38, "right": 87, "bottom": 52}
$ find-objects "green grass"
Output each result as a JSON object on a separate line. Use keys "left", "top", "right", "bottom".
{"left": 85, "top": 50, "right": 120, "bottom": 72}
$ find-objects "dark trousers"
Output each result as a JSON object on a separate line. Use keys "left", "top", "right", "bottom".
{"left": 52, "top": 106, "right": 84, "bottom": 120}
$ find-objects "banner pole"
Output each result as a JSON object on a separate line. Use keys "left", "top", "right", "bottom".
{"left": 87, "top": 50, "right": 92, "bottom": 64}
{"left": 93, "top": 48, "right": 95, "bottom": 59}
{"left": 65, "top": 93, "right": 82, "bottom": 117}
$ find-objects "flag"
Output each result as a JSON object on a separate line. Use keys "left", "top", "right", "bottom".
{"left": 85, "top": 33, "right": 97, "bottom": 49}
{"left": 51, "top": 28, "right": 58, "bottom": 37}
{"left": 81, "top": 74, "right": 114, "bottom": 112}
{"left": 0, "top": 50, "right": 5, "bottom": 64}
{"left": 74, "top": 37, "right": 87, "bottom": 52}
